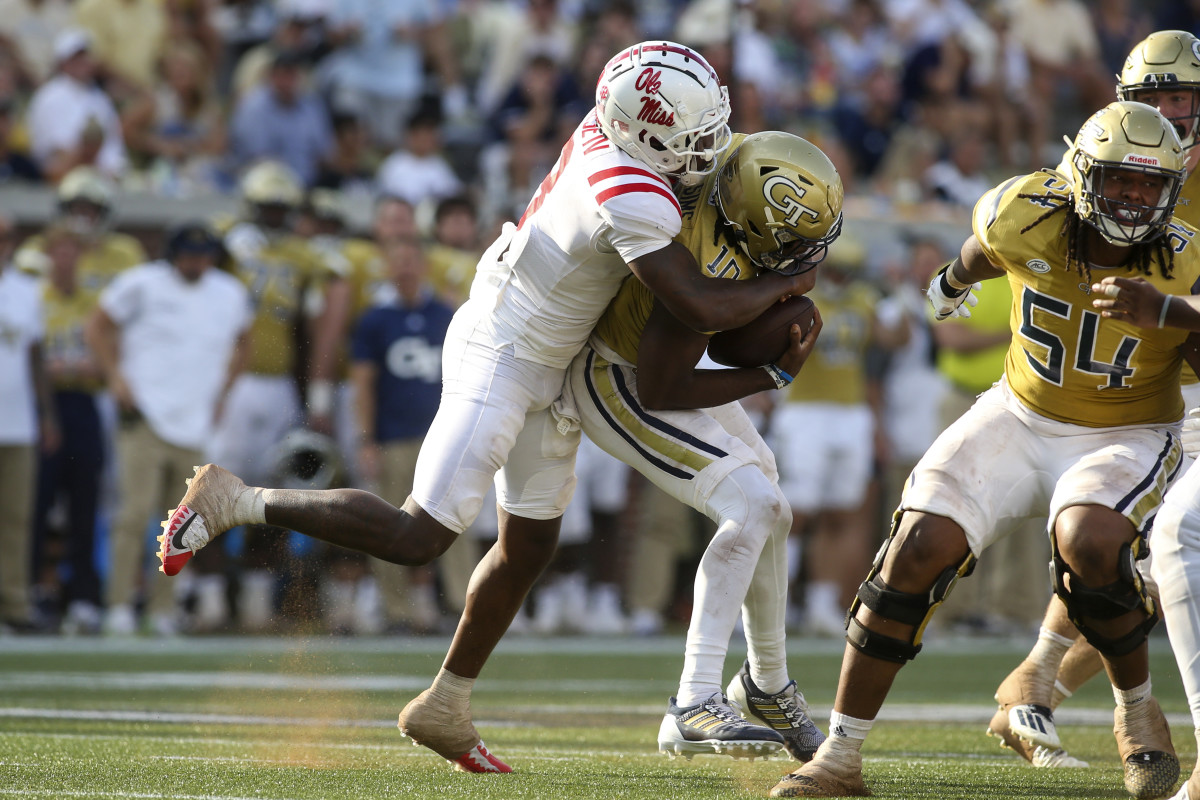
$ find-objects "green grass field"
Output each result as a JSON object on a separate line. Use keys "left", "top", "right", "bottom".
{"left": 0, "top": 633, "right": 1191, "bottom": 799}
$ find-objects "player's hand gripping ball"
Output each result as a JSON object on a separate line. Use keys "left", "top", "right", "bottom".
{"left": 707, "top": 295, "right": 817, "bottom": 368}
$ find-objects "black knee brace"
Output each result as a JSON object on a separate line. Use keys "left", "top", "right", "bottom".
{"left": 1051, "top": 537, "right": 1158, "bottom": 657}
{"left": 845, "top": 519, "right": 977, "bottom": 665}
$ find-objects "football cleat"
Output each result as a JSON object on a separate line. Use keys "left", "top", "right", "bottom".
{"left": 158, "top": 465, "right": 249, "bottom": 576}
{"left": 1115, "top": 697, "right": 1179, "bottom": 800}
{"left": 399, "top": 689, "right": 512, "bottom": 773}
{"left": 657, "top": 693, "right": 784, "bottom": 760}
{"left": 986, "top": 705, "right": 1088, "bottom": 767}
{"left": 726, "top": 660, "right": 825, "bottom": 761}
{"left": 768, "top": 743, "right": 868, "bottom": 798}
{"left": 1007, "top": 703, "right": 1061, "bottom": 750}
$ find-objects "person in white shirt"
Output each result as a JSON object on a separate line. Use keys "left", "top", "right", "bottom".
{"left": 160, "top": 41, "right": 815, "bottom": 772}
{"left": 25, "top": 29, "right": 126, "bottom": 183}
{"left": 0, "top": 213, "right": 56, "bottom": 632}
{"left": 86, "top": 224, "right": 251, "bottom": 636}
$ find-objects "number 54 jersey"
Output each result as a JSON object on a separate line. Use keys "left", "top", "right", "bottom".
{"left": 974, "top": 169, "right": 1200, "bottom": 427}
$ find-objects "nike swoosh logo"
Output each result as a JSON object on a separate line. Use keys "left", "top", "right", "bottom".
{"left": 171, "top": 512, "right": 195, "bottom": 550}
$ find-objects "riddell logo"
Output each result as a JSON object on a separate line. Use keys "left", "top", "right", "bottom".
{"left": 635, "top": 68, "right": 663, "bottom": 95}
{"left": 1124, "top": 154, "right": 1160, "bottom": 166}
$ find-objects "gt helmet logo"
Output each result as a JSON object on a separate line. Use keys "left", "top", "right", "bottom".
{"left": 764, "top": 175, "right": 820, "bottom": 227}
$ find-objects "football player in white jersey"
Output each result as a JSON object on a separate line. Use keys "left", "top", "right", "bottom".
{"left": 1090, "top": 273, "right": 1200, "bottom": 800}
{"left": 569, "top": 131, "right": 841, "bottom": 763}
{"left": 987, "top": 29, "right": 1200, "bottom": 772}
{"left": 154, "top": 42, "right": 819, "bottom": 773}
{"left": 769, "top": 102, "right": 1198, "bottom": 799}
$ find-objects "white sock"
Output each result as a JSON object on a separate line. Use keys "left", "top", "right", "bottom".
{"left": 829, "top": 711, "right": 873, "bottom": 742}
{"left": 1114, "top": 678, "right": 1152, "bottom": 708}
{"left": 1053, "top": 680, "right": 1073, "bottom": 701}
{"left": 430, "top": 668, "right": 474, "bottom": 705}
{"left": 238, "top": 486, "right": 268, "bottom": 525}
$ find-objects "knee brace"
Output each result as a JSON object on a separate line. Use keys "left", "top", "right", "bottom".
{"left": 845, "top": 513, "right": 977, "bottom": 665}
{"left": 1051, "top": 535, "right": 1158, "bottom": 657}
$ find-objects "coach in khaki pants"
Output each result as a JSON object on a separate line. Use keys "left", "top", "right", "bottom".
{"left": 0, "top": 221, "right": 57, "bottom": 632}
{"left": 87, "top": 224, "right": 251, "bottom": 635}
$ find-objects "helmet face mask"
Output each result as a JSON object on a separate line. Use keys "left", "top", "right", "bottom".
{"left": 57, "top": 166, "right": 113, "bottom": 237}
{"left": 595, "top": 41, "right": 732, "bottom": 186}
{"left": 1117, "top": 30, "right": 1200, "bottom": 149}
{"left": 714, "top": 131, "right": 844, "bottom": 276}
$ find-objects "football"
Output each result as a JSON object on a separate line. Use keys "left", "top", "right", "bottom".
{"left": 707, "top": 295, "right": 817, "bottom": 369}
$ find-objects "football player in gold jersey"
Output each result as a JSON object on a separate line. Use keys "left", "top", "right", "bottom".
{"left": 989, "top": 29, "right": 1200, "bottom": 772}
{"left": 572, "top": 131, "right": 839, "bottom": 762}
{"left": 17, "top": 166, "right": 146, "bottom": 292}
{"left": 772, "top": 102, "right": 1198, "bottom": 799}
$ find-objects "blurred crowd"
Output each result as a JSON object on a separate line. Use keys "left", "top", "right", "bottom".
{"left": 1, "top": 0, "right": 1196, "bottom": 638}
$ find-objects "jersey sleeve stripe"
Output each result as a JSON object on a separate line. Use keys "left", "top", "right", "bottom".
{"left": 588, "top": 166, "right": 666, "bottom": 186}
{"left": 594, "top": 182, "right": 682, "bottom": 215}
{"left": 984, "top": 175, "right": 1024, "bottom": 230}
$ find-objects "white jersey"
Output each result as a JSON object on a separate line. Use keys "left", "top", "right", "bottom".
{"left": 467, "top": 110, "right": 683, "bottom": 368}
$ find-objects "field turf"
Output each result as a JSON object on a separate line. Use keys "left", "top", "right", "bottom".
{"left": 0, "top": 633, "right": 1191, "bottom": 799}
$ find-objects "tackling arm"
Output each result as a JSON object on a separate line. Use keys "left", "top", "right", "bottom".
{"left": 636, "top": 297, "right": 822, "bottom": 411}
{"left": 629, "top": 241, "right": 817, "bottom": 333}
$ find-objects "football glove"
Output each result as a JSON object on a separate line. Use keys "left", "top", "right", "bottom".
{"left": 927, "top": 265, "right": 981, "bottom": 321}
{"left": 1183, "top": 406, "right": 1200, "bottom": 458}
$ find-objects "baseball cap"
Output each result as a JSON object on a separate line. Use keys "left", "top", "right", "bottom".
{"left": 54, "top": 29, "right": 92, "bottom": 64}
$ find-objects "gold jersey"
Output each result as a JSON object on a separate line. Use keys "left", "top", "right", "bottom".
{"left": 311, "top": 234, "right": 387, "bottom": 380}
{"left": 223, "top": 223, "right": 339, "bottom": 377}
{"left": 17, "top": 231, "right": 145, "bottom": 293}
{"left": 973, "top": 170, "right": 1200, "bottom": 427}
{"left": 41, "top": 283, "right": 104, "bottom": 393}
{"left": 1172, "top": 165, "right": 1200, "bottom": 386}
{"left": 593, "top": 134, "right": 755, "bottom": 364}
{"left": 426, "top": 243, "right": 478, "bottom": 307}
{"left": 784, "top": 278, "right": 880, "bottom": 405}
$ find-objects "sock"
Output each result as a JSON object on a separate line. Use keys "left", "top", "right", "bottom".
{"left": 749, "top": 664, "right": 792, "bottom": 698}
{"left": 1021, "top": 626, "right": 1073, "bottom": 705}
{"left": 829, "top": 711, "right": 873, "bottom": 743}
{"left": 239, "top": 487, "right": 268, "bottom": 525}
{"left": 1051, "top": 680, "right": 1073, "bottom": 708}
{"left": 1113, "top": 678, "right": 1152, "bottom": 708}
{"left": 430, "top": 667, "right": 475, "bottom": 705}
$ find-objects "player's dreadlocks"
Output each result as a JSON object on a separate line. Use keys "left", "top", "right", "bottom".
{"left": 1017, "top": 184, "right": 1176, "bottom": 287}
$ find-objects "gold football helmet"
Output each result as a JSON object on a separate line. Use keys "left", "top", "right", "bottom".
{"left": 240, "top": 160, "right": 303, "bottom": 207}
{"left": 715, "top": 131, "right": 843, "bottom": 275}
{"left": 1069, "top": 101, "right": 1185, "bottom": 245}
{"left": 1117, "top": 30, "right": 1200, "bottom": 148}
{"left": 57, "top": 166, "right": 114, "bottom": 235}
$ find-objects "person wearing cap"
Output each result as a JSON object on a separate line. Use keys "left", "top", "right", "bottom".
{"left": 25, "top": 28, "right": 127, "bottom": 183}
{"left": 85, "top": 223, "right": 251, "bottom": 636}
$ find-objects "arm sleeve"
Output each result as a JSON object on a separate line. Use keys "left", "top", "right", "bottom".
{"left": 98, "top": 269, "right": 142, "bottom": 326}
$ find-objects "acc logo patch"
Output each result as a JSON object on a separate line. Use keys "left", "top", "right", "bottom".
{"left": 1026, "top": 259, "right": 1051, "bottom": 273}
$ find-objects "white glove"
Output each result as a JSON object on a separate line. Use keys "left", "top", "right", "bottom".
{"left": 1183, "top": 407, "right": 1200, "bottom": 458}
{"left": 927, "top": 266, "right": 981, "bottom": 321}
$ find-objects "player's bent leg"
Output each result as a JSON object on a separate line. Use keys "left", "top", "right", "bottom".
{"left": 159, "top": 464, "right": 461, "bottom": 576}
{"left": 1054, "top": 508, "right": 1177, "bottom": 799}
{"left": 769, "top": 511, "right": 974, "bottom": 798}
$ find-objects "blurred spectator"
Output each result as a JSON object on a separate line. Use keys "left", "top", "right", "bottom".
{"left": 974, "top": 2, "right": 1040, "bottom": 171}
{"left": 162, "top": 0, "right": 223, "bottom": 73}
{"left": 229, "top": 49, "right": 333, "bottom": 186}
{"left": 375, "top": 108, "right": 463, "bottom": 209}
{"left": 830, "top": 64, "right": 905, "bottom": 187}
{"left": 759, "top": 0, "right": 839, "bottom": 133}
{"left": 87, "top": 223, "right": 251, "bottom": 636}
{"left": 0, "top": 92, "right": 40, "bottom": 183}
{"left": 229, "top": 4, "right": 327, "bottom": 103}
{"left": 373, "top": 193, "right": 419, "bottom": 242}
{"left": 1092, "top": 0, "right": 1154, "bottom": 75}
{"left": 923, "top": 131, "right": 992, "bottom": 209}
{"left": 26, "top": 29, "right": 127, "bottom": 183}
{"left": 212, "top": 0, "right": 277, "bottom": 96}
{"left": 320, "top": 0, "right": 465, "bottom": 150}
{"left": 425, "top": 195, "right": 481, "bottom": 307}
{"left": 474, "top": 0, "right": 577, "bottom": 117}
{"left": 828, "top": 0, "right": 899, "bottom": 102}
{"left": 74, "top": 0, "right": 168, "bottom": 90}
{"left": 1007, "top": 0, "right": 1111, "bottom": 137}
{"left": 313, "top": 111, "right": 377, "bottom": 196}
{"left": 138, "top": 40, "right": 227, "bottom": 195}
{"left": 489, "top": 54, "right": 584, "bottom": 156}
{"left": 32, "top": 224, "right": 106, "bottom": 635}
{"left": 0, "top": 0, "right": 74, "bottom": 86}
{"left": 0, "top": 212, "right": 55, "bottom": 634}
